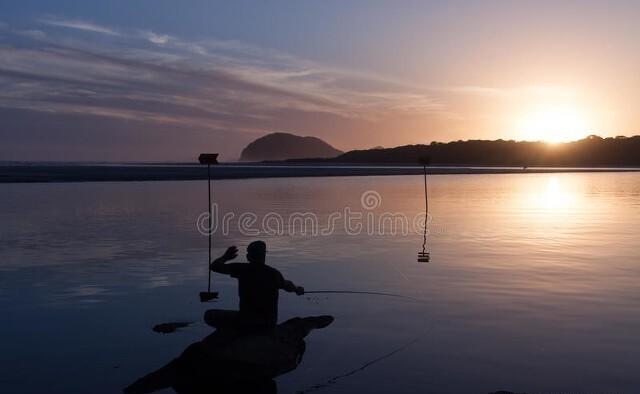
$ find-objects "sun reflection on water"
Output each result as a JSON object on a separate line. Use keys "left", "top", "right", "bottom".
{"left": 537, "top": 176, "right": 575, "bottom": 210}
{"left": 515, "top": 175, "right": 586, "bottom": 227}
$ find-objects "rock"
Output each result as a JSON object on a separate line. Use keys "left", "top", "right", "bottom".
{"left": 152, "top": 321, "right": 193, "bottom": 334}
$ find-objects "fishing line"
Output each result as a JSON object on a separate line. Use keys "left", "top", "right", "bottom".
{"left": 295, "top": 339, "right": 418, "bottom": 394}
{"left": 304, "top": 290, "right": 424, "bottom": 303}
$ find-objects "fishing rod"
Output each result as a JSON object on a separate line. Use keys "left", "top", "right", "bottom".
{"left": 304, "top": 290, "right": 424, "bottom": 302}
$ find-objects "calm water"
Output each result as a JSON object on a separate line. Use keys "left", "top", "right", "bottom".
{"left": 1, "top": 173, "right": 639, "bottom": 393}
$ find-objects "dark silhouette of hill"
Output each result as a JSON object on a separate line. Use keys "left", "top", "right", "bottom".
{"left": 240, "top": 132, "right": 342, "bottom": 162}
{"left": 316, "top": 135, "right": 640, "bottom": 166}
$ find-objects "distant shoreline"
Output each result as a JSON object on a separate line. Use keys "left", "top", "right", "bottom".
{"left": 1, "top": 163, "right": 639, "bottom": 183}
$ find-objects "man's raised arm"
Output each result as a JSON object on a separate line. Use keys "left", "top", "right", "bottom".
{"left": 210, "top": 246, "right": 239, "bottom": 274}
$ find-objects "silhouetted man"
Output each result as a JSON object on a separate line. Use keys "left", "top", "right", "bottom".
{"left": 206, "top": 241, "right": 304, "bottom": 333}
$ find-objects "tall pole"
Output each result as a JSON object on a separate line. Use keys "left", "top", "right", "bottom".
{"left": 207, "top": 163, "right": 212, "bottom": 293}
{"left": 198, "top": 153, "right": 219, "bottom": 301}
{"left": 422, "top": 164, "right": 428, "bottom": 255}
{"left": 423, "top": 164, "right": 428, "bottom": 217}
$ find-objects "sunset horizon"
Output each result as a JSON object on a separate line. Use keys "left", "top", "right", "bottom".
{"left": 3, "top": 1, "right": 640, "bottom": 161}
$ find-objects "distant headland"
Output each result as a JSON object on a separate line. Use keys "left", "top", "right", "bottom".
{"left": 290, "top": 135, "right": 640, "bottom": 167}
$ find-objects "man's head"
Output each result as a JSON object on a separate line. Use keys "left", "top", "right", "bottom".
{"left": 246, "top": 240, "right": 267, "bottom": 264}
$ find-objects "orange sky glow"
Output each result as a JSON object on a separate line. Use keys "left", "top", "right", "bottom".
{"left": 1, "top": 1, "right": 638, "bottom": 160}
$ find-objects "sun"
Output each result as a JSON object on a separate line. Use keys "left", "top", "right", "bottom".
{"left": 516, "top": 105, "right": 590, "bottom": 143}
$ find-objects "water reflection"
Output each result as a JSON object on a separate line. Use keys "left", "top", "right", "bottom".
{"left": 533, "top": 176, "right": 576, "bottom": 210}
{"left": 125, "top": 315, "right": 334, "bottom": 394}
{"left": 1, "top": 173, "right": 640, "bottom": 393}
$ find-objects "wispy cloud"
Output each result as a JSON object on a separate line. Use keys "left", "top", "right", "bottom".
{"left": 17, "top": 29, "right": 47, "bottom": 39}
{"left": 2, "top": 19, "right": 445, "bottom": 122}
{"left": 39, "top": 16, "right": 120, "bottom": 36}
{"left": 438, "top": 84, "right": 577, "bottom": 98}
{"left": 142, "top": 31, "right": 170, "bottom": 45}
{"left": 0, "top": 17, "right": 454, "bottom": 160}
